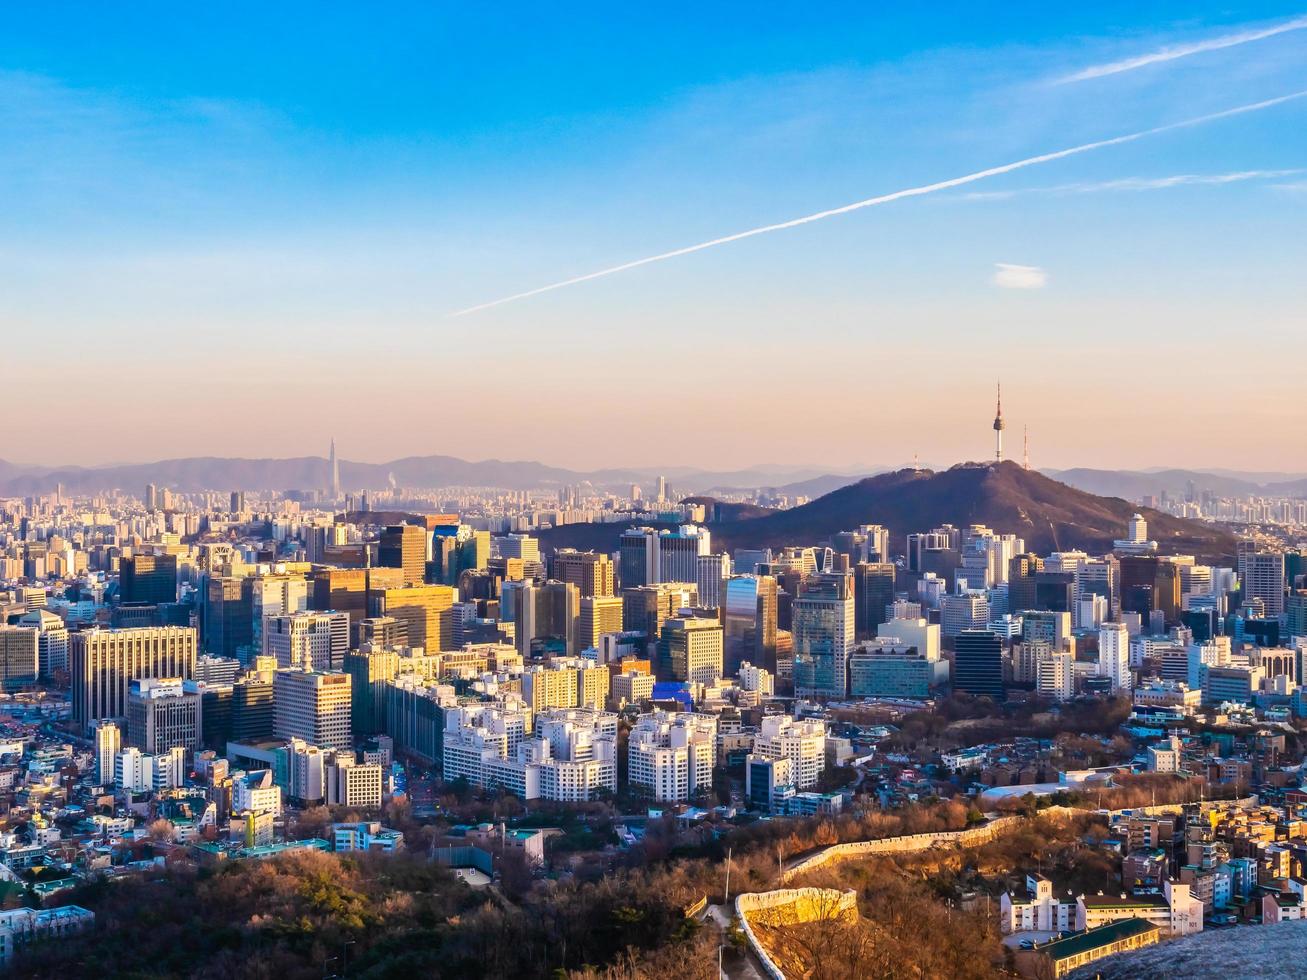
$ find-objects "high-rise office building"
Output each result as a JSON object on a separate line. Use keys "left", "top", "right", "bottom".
{"left": 250, "top": 572, "right": 310, "bottom": 651}
{"left": 273, "top": 670, "right": 352, "bottom": 749}
{"left": 578, "top": 595, "right": 625, "bottom": 653}
{"left": 311, "top": 566, "right": 404, "bottom": 637}
{"left": 657, "top": 526, "right": 711, "bottom": 585}
{"left": 853, "top": 562, "right": 895, "bottom": 641}
{"left": 231, "top": 675, "right": 276, "bottom": 741}
{"left": 952, "top": 629, "right": 1004, "bottom": 699}
{"left": 657, "top": 613, "right": 724, "bottom": 684}
{"left": 621, "top": 583, "right": 698, "bottom": 643}
{"left": 723, "top": 575, "right": 778, "bottom": 675}
{"left": 1034, "top": 571, "right": 1076, "bottom": 614}
{"left": 1007, "top": 553, "right": 1043, "bottom": 613}
{"left": 379, "top": 524, "right": 429, "bottom": 587}
{"left": 1098, "top": 622, "right": 1131, "bottom": 693}
{"left": 1120, "top": 556, "right": 1180, "bottom": 626}
{"left": 0, "top": 627, "right": 38, "bottom": 691}
{"left": 619, "top": 528, "right": 659, "bottom": 588}
{"left": 696, "top": 553, "right": 733, "bottom": 611}
{"left": 941, "top": 593, "right": 989, "bottom": 637}
{"left": 94, "top": 721, "right": 121, "bottom": 784}
{"left": 551, "top": 550, "right": 615, "bottom": 597}
{"left": 345, "top": 647, "right": 401, "bottom": 737}
{"left": 204, "top": 576, "right": 254, "bottom": 661}
{"left": 370, "top": 584, "right": 456, "bottom": 652}
{"left": 1239, "top": 548, "right": 1286, "bottom": 618}
{"left": 18, "top": 609, "right": 69, "bottom": 677}
{"left": 263, "top": 611, "right": 350, "bottom": 671}
{"left": 126, "top": 677, "right": 201, "bottom": 753}
{"left": 71, "top": 626, "right": 198, "bottom": 729}
{"left": 357, "top": 615, "right": 408, "bottom": 647}
{"left": 792, "top": 572, "right": 855, "bottom": 698}
{"left": 328, "top": 437, "right": 341, "bottom": 500}
{"left": 120, "top": 554, "right": 178, "bottom": 605}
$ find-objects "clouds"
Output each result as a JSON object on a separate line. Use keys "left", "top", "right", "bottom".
{"left": 1058, "top": 14, "right": 1307, "bottom": 83}
{"left": 993, "top": 263, "right": 1048, "bottom": 289}
{"left": 450, "top": 91, "right": 1307, "bottom": 315}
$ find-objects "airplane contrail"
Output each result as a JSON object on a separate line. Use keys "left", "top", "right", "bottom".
{"left": 1058, "top": 15, "right": 1307, "bottom": 84}
{"left": 450, "top": 90, "right": 1307, "bottom": 317}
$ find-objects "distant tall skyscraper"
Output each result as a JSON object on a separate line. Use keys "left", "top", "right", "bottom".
{"left": 329, "top": 437, "right": 341, "bottom": 500}
{"left": 144, "top": 483, "right": 159, "bottom": 512}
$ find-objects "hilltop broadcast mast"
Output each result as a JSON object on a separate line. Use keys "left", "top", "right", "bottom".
{"left": 992, "top": 383, "right": 1005, "bottom": 463}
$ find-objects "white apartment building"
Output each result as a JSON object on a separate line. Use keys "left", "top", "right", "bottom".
{"left": 627, "top": 710, "right": 717, "bottom": 802}
{"left": 233, "top": 769, "right": 283, "bottom": 818}
{"left": 1000, "top": 875, "right": 1076, "bottom": 934}
{"left": 750, "top": 715, "right": 827, "bottom": 790}
{"left": 1036, "top": 652, "right": 1076, "bottom": 701}
{"left": 1076, "top": 879, "right": 1203, "bottom": 937}
{"left": 1098, "top": 623, "right": 1131, "bottom": 693}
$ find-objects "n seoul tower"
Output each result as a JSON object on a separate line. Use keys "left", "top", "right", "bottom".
{"left": 993, "top": 383, "right": 1005, "bottom": 463}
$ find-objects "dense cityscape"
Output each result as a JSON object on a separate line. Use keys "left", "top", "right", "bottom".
{"left": 7, "top": 4, "right": 1307, "bottom": 978}
{"left": 0, "top": 406, "right": 1302, "bottom": 977}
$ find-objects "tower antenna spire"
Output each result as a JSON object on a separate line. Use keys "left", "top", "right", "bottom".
{"left": 1023, "top": 425, "right": 1030, "bottom": 471}
{"left": 992, "top": 382, "right": 1005, "bottom": 463}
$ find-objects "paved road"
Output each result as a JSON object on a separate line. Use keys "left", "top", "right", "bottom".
{"left": 702, "top": 903, "right": 769, "bottom": 980}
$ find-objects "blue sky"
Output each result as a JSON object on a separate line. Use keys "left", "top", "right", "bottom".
{"left": 3, "top": 4, "right": 1305, "bottom": 469}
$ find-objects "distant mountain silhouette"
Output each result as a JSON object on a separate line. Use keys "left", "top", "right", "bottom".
{"left": 0, "top": 454, "right": 860, "bottom": 496}
{"left": 538, "top": 461, "right": 1239, "bottom": 562}
{"left": 1046, "top": 467, "right": 1307, "bottom": 499}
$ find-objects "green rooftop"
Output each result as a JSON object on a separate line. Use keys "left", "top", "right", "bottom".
{"left": 1037, "top": 918, "right": 1159, "bottom": 962}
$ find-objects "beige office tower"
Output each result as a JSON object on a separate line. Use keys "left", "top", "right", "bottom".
{"left": 577, "top": 663, "right": 610, "bottom": 710}
{"left": 371, "top": 584, "right": 456, "bottom": 652}
{"left": 552, "top": 550, "right": 615, "bottom": 597}
{"left": 72, "top": 626, "right": 198, "bottom": 730}
{"left": 521, "top": 665, "right": 579, "bottom": 714}
{"left": 609, "top": 670, "right": 654, "bottom": 712}
{"left": 578, "top": 596, "right": 624, "bottom": 653}
{"left": 660, "top": 614, "right": 724, "bottom": 685}
{"left": 379, "top": 524, "right": 429, "bottom": 587}
{"left": 273, "top": 670, "right": 352, "bottom": 749}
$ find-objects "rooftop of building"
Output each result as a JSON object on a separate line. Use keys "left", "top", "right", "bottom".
{"left": 1038, "top": 917, "right": 1158, "bottom": 962}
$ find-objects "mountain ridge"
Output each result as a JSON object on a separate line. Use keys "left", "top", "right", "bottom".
{"left": 538, "top": 461, "right": 1239, "bottom": 562}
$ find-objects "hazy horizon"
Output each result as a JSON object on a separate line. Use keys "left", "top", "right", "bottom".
{"left": 3, "top": 448, "right": 1307, "bottom": 483}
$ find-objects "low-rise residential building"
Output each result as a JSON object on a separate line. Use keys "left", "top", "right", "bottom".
{"left": 1075, "top": 879, "right": 1203, "bottom": 937}
{"left": 1000, "top": 874, "right": 1076, "bottom": 934}
{"left": 332, "top": 821, "right": 404, "bottom": 853}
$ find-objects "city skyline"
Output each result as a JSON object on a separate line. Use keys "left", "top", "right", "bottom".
{"left": 3, "top": 4, "right": 1305, "bottom": 467}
